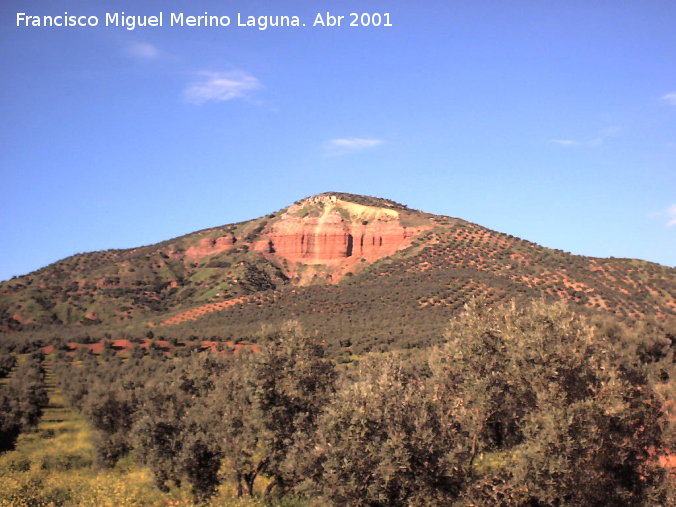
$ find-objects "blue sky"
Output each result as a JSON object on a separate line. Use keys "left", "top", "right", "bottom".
{"left": 1, "top": 0, "right": 675, "bottom": 281}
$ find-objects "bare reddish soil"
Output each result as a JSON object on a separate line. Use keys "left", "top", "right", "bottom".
{"left": 184, "top": 235, "right": 237, "bottom": 261}
{"left": 159, "top": 296, "right": 251, "bottom": 326}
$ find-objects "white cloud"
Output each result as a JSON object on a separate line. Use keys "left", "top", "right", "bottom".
{"left": 551, "top": 126, "right": 621, "bottom": 147}
{"left": 184, "top": 71, "right": 261, "bottom": 104}
{"left": 325, "top": 138, "right": 384, "bottom": 155}
{"left": 652, "top": 204, "right": 676, "bottom": 227}
{"left": 127, "top": 42, "right": 159, "bottom": 59}
{"left": 590, "top": 126, "right": 621, "bottom": 146}
{"left": 661, "top": 93, "right": 676, "bottom": 106}
{"left": 550, "top": 139, "right": 581, "bottom": 147}
{"left": 666, "top": 204, "right": 676, "bottom": 227}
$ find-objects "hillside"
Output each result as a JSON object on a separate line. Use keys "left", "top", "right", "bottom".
{"left": 1, "top": 192, "right": 674, "bottom": 352}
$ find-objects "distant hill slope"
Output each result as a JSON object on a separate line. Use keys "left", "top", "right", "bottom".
{"left": 1, "top": 192, "right": 674, "bottom": 351}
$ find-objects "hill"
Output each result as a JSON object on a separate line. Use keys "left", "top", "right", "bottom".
{"left": 1, "top": 192, "right": 674, "bottom": 353}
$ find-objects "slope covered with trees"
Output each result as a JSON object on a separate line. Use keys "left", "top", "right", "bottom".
{"left": 1, "top": 193, "right": 673, "bottom": 356}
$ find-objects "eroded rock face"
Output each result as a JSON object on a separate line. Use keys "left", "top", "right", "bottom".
{"left": 256, "top": 215, "right": 418, "bottom": 265}
{"left": 251, "top": 197, "right": 428, "bottom": 282}
{"left": 174, "top": 196, "right": 427, "bottom": 284}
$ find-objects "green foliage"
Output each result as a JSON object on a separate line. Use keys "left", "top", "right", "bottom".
{"left": 0, "top": 353, "right": 16, "bottom": 378}
{"left": 249, "top": 322, "right": 337, "bottom": 494}
{"left": 10, "top": 303, "right": 673, "bottom": 505}
{"left": 307, "top": 300, "right": 671, "bottom": 506}
{"left": 0, "top": 355, "right": 194, "bottom": 507}
{"left": 212, "top": 354, "right": 265, "bottom": 498}
{"left": 430, "top": 299, "right": 669, "bottom": 506}
{"left": 136, "top": 355, "right": 230, "bottom": 500}
{"left": 312, "top": 355, "right": 467, "bottom": 506}
{"left": 0, "top": 353, "right": 48, "bottom": 452}
{"left": 49, "top": 322, "right": 337, "bottom": 503}
{"left": 176, "top": 397, "right": 225, "bottom": 502}
{"left": 83, "top": 383, "right": 136, "bottom": 468}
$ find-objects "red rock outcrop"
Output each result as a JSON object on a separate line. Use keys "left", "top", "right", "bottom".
{"left": 256, "top": 216, "right": 420, "bottom": 265}
{"left": 251, "top": 197, "right": 429, "bottom": 282}
{"left": 11, "top": 313, "right": 31, "bottom": 324}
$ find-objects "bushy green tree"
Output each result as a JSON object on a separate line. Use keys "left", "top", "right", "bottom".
{"left": 211, "top": 353, "right": 265, "bottom": 498}
{"left": 177, "top": 396, "right": 225, "bottom": 502}
{"left": 131, "top": 354, "right": 226, "bottom": 501}
{"left": 132, "top": 369, "right": 200, "bottom": 492}
{"left": 250, "top": 322, "right": 337, "bottom": 495}
{"left": 0, "top": 353, "right": 16, "bottom": 378}
{"left": 312, "top": 355, "right": 468, "bottom": 506}
{"left": 430, "top": 299, "right": 668, "bottom": 506}
{"left": 83, "top": 382, "right": 137, "bottom": 468}
{"left": 311, "top": 300, "right": 669, "bottom": 506}
{"left": 0, "top": 353, "right": 48, "bottom": 452}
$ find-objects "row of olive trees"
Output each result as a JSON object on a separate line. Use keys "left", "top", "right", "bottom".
{"left": 0, "top": 352, "right": 48, "bottom": 452}
{"left": 57, "top": 302, "right": 673, "bottom": 505}
{"left": 55, "top": 321, "right": 337, "bottom": 502}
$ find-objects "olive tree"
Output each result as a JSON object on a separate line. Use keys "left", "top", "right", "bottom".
{"left": 430, "top": 299, "right": 668, "bottom": 506}
{"left": 131, "top": 354, "right": 226, "bottom": 500}
{"left": 248, "top": 322, "right": 337, "bottom": 495}
{"left": 0, "top": 353, "right": 48, "bottom": 452}
{"left": 312, "top": 354, "right": 469, "bottom": 506}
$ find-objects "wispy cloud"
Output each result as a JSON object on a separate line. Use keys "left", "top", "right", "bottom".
{"left": 184, "top": 71, "right": 261, "bottom": 104}
{"left": 325, "top": 138, "right": 384, "bottom": 155}
{"left": 590, "top": 126, "right": 621, "bottom": 146}
{"left": 651, "top": 204, "right": 676, "bottom": 227}
{"left": 550, "top": 139, "right": 581, "bottom": 147}
{"left": 661, "top": 92, "right": 676, "bottom": 106}
{"left": 550, "top": 126, "right": 620, "bottom": 148}
{"left": 127, "top": 42, "right": 159, "bottom": 59}
{"left": 666, "top": 204, "right": 676, "bottom": 227}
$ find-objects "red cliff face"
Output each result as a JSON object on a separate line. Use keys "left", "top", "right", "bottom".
{"left": 173, "top": 196, "right": 428, "bottom": 284}
{"left": 251, "top": 197, "right": 429, "bottom": 283}
{"left": 256, "top": 215, "right": 419, "bottom": 264}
